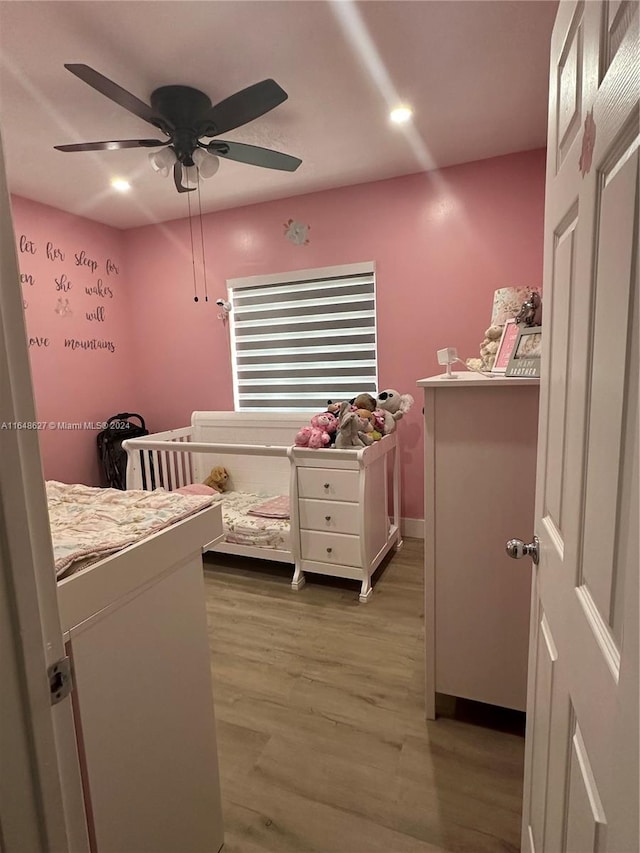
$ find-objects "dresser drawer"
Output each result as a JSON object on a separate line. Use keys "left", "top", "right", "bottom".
{"left": 298, "top": 499, "right": 360, "bottom": 535}
{"left": 300, "top": 530, "right": 361, "bottom": 567}
{"left": 297, "top": 468, "right": 359, "bottom": 502}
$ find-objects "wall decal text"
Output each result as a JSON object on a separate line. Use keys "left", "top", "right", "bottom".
{"left": 55, "top": 273, "right": 72, "bottom": 292}
{"left": 46, "top": 241, "right": 65, "bottom": 262}
{"left": 85, "top": 279, "right": 113, "bottom": 299}
{"left": 74, "top": 250, "right": 98, "bottom": 274}
{"left": 86, "top": 306, "right": 106, "bottom": 322}
{"left": 64, "top": 337, "right": 116, "bottom": 353}
{"left": 29, "top": 336, "right": 50, "bottom": 348}
{"left": 19, "top": 235, "right": 37, "bottom": 254}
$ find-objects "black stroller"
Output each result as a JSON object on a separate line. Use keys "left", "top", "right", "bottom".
{"left": 97, "top": 413, "right": 153, "bottom": 490}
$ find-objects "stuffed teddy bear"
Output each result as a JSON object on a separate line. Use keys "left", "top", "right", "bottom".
{"left": 376, "top": 390, "right": 414, "bottom": 434}
{"left": 295, "top": 411, "right": 337, "bottom": 448}
{"left": 295, "top": 426, "right": 313, "bottom": 447}
{"left": 474, "top": 324, "right": 503, "bottom": 370}
{"left": 356, "top": 409, "right": 382, "bottom": 441}
{"left": 351, "top": 393, "right": 377, "bottom": 412}
{"left": 311, "top": 412, "right": 338, "bottom": 442}
{"left": 307, "top": 428, "right": 330, "bottom": 449}
{"left": 334, "top": 402, "right": 374, "bottom": 449}
{"left": 203, "top": 465, "right": 229, "bottom": 492}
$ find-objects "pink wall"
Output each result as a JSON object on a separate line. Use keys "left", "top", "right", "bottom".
{"left": 124, "top": 149, "right": 546, "bottom": 519}
{"left": 10, "top": 196, "right": 136, "bottom": 485}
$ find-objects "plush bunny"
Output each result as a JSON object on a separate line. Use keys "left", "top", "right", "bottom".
{"left": 376, "top": 390, "right": 415, "bottom": 434}
{"left": 334, "top": 402, "right": 374, "bottom": 449}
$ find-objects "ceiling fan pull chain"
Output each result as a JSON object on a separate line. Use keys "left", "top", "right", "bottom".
{"left": 197, "top": 182, "right": 209, "bottom": 303}
{"left": 186, "top": 187, "right": 199, "bottom": 303}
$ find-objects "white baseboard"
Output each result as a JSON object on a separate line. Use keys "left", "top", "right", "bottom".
{"left": 401, "top": 518, "right": 425, "bottom": 539}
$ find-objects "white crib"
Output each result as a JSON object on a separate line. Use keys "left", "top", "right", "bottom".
{"left": 124, "top": 412, "right": 402, "bottom": 602}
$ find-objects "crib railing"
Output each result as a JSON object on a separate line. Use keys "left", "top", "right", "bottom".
{"left": 123, "top": 427, "right": 195, "bottom": 491}
{"left": 123, "top": 429, "right": 292, "bottom": 492}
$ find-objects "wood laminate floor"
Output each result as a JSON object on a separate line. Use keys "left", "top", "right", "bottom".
{"left": 204, "top": 539, "right": 525, "bottom": 853}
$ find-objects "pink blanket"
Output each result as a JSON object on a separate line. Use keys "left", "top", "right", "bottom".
{"left": 247, "top": 495, "right": 290, "bottom": 519}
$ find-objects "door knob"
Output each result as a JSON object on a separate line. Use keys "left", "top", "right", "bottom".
{"left": 506, "top": 536, "right": 539, "bottom": 564}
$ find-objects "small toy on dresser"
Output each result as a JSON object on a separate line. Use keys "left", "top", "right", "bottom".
{"left": 355, "top": 409, "right": 382, "bottom": 441}
{"left": 203, "top": 465, "right": 229, "bottom": 492}
{"left": 376, "top": 389, "right": 414, "bottom": 434}
{"left": 334, "top": 402, "right": 374, "bottom": 448}
{"left": 295, "top": 411, "right": 338, "bottom": 448}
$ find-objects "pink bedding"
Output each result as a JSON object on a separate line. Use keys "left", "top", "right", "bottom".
{"left": 247, "top": 495, "right": 290, "bottom": 519}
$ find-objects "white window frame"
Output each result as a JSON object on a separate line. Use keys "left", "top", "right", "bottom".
{"left": 226, "top": 261, "right": 378, "bottom": 413}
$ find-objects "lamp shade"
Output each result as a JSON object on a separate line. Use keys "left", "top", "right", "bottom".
{"left": 148, "top": 147, "right": 177, "bottom": 177}
{"left": 193, "top": 147, "right": 220, "bottom": 179}
{"left": 491, "top": 287, "right": 539, "bottom": 326}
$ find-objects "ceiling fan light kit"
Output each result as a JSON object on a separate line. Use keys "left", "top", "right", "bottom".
{"left": 148, "top": 146, "right": 177, "bottom": 176}
{"left": 54, "top": 64, "right": 302, "bottom": 193}
{"left": 192, "top": 147, "right": 220, "bottom": 179}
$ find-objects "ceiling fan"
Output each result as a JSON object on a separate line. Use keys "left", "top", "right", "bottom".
{"left": 54, "top": 64, "right": 302, "bottom": 193}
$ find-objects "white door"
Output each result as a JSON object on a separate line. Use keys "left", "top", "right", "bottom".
{"left": 520, "top": 2, "right": 639, "bottom": 852}
{"left": 0, "top": 127, "right": 88, "bottom": 851}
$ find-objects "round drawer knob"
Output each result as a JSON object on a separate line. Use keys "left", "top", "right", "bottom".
{"left": 325, "top": 515, "right": 331, "bottom": 522}
{"left": 323, "top": 482, "right": 330, "bottom": 489}
{"left": 326, "top": 547, "right": 333, "bottom": 554}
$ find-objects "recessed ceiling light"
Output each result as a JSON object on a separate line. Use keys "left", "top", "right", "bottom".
{"left": 111, "top": 178, "right": 131, "bottom": 192}
{"left": 390, "top": 106, "right": 413, "bottom": 124}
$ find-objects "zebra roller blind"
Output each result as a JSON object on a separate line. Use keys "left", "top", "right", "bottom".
{"left": 228, "top": 262, "right": 377, "bottom": 412}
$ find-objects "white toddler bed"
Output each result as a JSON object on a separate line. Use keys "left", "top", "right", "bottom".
{"left": 123, "top": 411, "right": 402, "bottom": 602}
{"left": 50, "top": 481, "right": 225, "bottom": 853}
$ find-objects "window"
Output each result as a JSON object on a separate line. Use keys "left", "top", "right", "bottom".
{"left": 227, "top": 262, "right": 377, "bottom": 412}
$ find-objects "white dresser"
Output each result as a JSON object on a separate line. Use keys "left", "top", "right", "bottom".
{"left": 290, "top": 435, "right": 400, "bottom": 601}
{"left": 417, "top": 372, "right": 539, "bottom": 718}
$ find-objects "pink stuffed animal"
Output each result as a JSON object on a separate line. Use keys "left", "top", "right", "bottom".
{"left": 295, "top": 426, "right": 313, "bottom": 447}
{"left": 311, "top": 412, "right": 337, "bottom": 442}
{"left": 295, "top": 411, "right": 337, "bottom": 449}
{"left": 308, "top": 428, "right": 330, "bottom": 448}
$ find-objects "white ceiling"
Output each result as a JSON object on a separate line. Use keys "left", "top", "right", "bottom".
{"left": 0, "top": 0, "right": 558, "bottom": 230}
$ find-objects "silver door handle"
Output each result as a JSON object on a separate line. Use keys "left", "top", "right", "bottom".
{"left": 506, "top": 536, "right": 539, "bottom": 564}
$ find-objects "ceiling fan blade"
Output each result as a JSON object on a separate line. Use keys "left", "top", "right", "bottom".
{"left": 173, "top": 161, "right": 196, "bottom": 193}
{"left": 209, "top": 140, "right": 301, "bottom": 172}
{"left": 202, "top": 79, "right": 288, "bottom": 136}
{"left": 54, "top": 139, "right": 167, "bottom": 152}
{"left": 64, "top": 64, "right": 167, "bottom": 129}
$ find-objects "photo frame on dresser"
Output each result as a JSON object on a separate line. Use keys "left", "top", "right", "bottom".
{"left": 492, "top": 318, "right": 520, "bottom": 373}
{"left": 505, "top": 325, "right": 542, "bottom": 377}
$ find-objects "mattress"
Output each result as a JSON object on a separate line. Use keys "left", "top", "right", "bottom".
{"left": 220, "top": 491, "right": 291, "bottom": 551}
{"left": 48, "top": 480, "right": 222, "bottom": 579}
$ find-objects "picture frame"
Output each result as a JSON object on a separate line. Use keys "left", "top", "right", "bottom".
{"left": 505, "top": 325, "right": 542, "bottom": 378}
{"left": 492, "top": 318, "right": 520, "bottom": 374}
